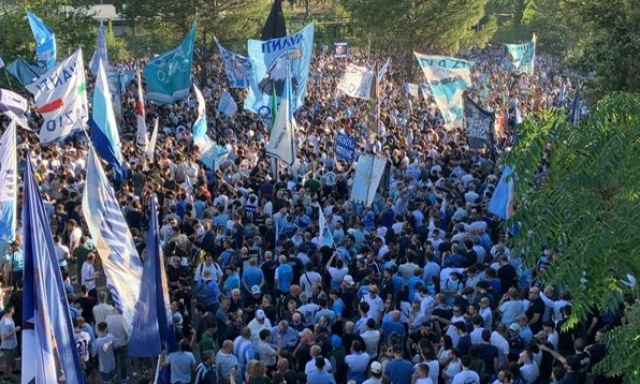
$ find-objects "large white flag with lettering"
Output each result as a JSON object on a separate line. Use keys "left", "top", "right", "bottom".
{"left": 337, "top": 64, "right": 374, "bottom": 100}
{"left": 26, "top": 49, "right": 88, "bottom": 145}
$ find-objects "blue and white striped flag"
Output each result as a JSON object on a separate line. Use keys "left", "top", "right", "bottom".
{"left": 22, "top": 155, "right": 85, "bottom": 384}
{"left": 82, "top": 147, "right": 143, "bottom": 326}
{"left": 488, "top": 165, "right": 515, "bottom": 220}
{"left": 129, "top": 197, "right": 177, "bottom": 357}
{"left": 89, "top": 20, "right": 109, "bottom": 76}
{"left": 0, "top": 121, "right": 17, "bottom": 256}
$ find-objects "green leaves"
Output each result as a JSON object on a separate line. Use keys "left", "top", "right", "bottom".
{"left": 508, "top": 93, "right": 640, "bottom": 381}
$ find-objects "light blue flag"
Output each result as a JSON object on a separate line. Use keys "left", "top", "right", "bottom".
{"left": 192, "top": 84, "right": 230, "bottom": 170}
{"left": 218, "top": 91, "right": 238, "bottom": 117}
{"left": 215, "top": 37, "right": 253, "bottom": 88}
{"left": 488, "top": 165, "right": 515, "bottom": 220}
{"left": 0, "top": 54, "right": 4, "bottom": 69}
{"left": 81, "top": 148, "right": 143, "bottom": 326}
{"left": 143, "top": 23, "right": 196, "bottom": 104}
{"left": 107, "top": 68, "right": 135, "bottom": 95}
{"left": 26, "top": 12, "right": 56, "bottom": 69}
{"left": 22, "top": 155, "right": 85, "bottom": 384}
{"left": 505, "top": 35, "right": 536, "bottom": 75}
{"left": 129, "top": 197, "right": 177, "bottom": 357}
{"left": 245, "top": 23, "right": 314, "bottom": 119}
{"left": 89, "top": 59, "right": 123, "bottom": 174}
{"left": 89, "top": 20, "right": 110, "bottom": 76}
{"left": 0, "top": 122, "right": 17, "bottom": 257}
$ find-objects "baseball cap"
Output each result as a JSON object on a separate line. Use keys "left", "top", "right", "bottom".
{"left": 251, "top": 285, "right": 261, "bottom": 295}
{"left": 256, "top": 309, "right": 266, "bottom": 320}
{"left": 509, "top": 323, "right": 521, "bottom": 332}
{"left": 370, "top": 361, "right": 382, "bottom": 374}
{"left": 343, "top": 275, "right": 355, "bottom": 286}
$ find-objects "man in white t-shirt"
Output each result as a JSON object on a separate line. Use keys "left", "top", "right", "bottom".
{"left": 54, "top": 235, "right": 71, "bottom": 273}
{"left": 81, "top": 253, "right": 99, "bottom": 294}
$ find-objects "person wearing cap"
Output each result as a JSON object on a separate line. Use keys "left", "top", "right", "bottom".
{"left": 306, "top": 356, "right": 336, "bottom": 384}
{"left": 341, "top": 274, "right": 358, "bottom": 319}
{"left": 507, "top": 323, "right": 525, "bottom": 361}
{"left": 359, "top": 361, "right": 380, "bottom": 384}
{"left": 248, "top": 309, "right": 272, "bottom": 345}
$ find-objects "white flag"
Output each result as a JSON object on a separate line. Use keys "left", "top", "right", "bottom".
{"left": 146, "top": 117, "right": 159, "bottom": 161}
{"left": 26, "top": 49, "right": 88, "bottom": 145}
{"left": 350, "top": 154, "right": 387, "bottom": 207}
{"left": 265, "top": 89, "right": 296, "bottom": 167}
{"left": 336, "top": 64, "right": 374, "bottom": 100}
{"left": 217, "top": 91, "right": 237, "bottom": 117}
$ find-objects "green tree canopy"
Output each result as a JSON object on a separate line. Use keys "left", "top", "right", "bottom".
{"left": 507, "top": 92, "right": 640, "bottom": 382}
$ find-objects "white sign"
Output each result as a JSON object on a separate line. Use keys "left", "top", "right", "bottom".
{"left": 337, "top": 64, "right": 374, "bottom": 100}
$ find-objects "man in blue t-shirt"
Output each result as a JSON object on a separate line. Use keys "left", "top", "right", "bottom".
{"left": 274, "top": 255, "right": 293, "bottom": 295}
{"left": 384, "top": 344, "right": 414, "bottom": 384}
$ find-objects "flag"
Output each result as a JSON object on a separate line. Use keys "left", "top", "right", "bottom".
{"left": 26, "top": 49, "right": 88, "bottom": 145}
{"left": 146, "top": 117, "right": 159, "bottom": 161}
{"left": 318, "top": 210, "right": 334, "bottom": 248}
{"left": 193, "top": 84, "right": 229, "bottom": 169}
{"left": 464, "top": 95, "right": 495, "bottom": 150}
{"left": 261, "top": 0, "right": 287, "bottom": 40}
{"left": 0, "top": 55, "right": 4, "bottom": 69}
{"left": 89, "top": 59, "right": 123, "bottom": 178}
{"left": 215, "top": 37, "right": 253, "bottom": 88}
{"left": 245, "top": 23, "right": 314, "bottom": 117}
{"left": 505, "top": 35, "right": 537, "bottom": 76}
{"left": 415, "top": 52, "right": 472, "bottom": 129}
{"left": 143, "top": 23, "right": 196, "bottom": 104}
{"left": 135, "top": 69, "right": 148, "bottom": 152}
{"left": 265, "top": 64, "right": 296, "bottom": 166}
{"left": 404, "top": 83, "right": 420, "bottom": 99}
{"left": 217, "top": 91, "right": 237, "bottom": 117}
{"left": 335, "top": 132, "right": 357, "bottom": 162}
{"left": 22, "top": 155, "right": 84, "bottom": 384}
{"left": 336, "top": 64, "right": 374, "bottom": 100}
{"left": 0, "top": 121, "right": 17, "bottom": 256}
{"left": 89, "top": 19, "right": 109, "bottom": 76}
{"left": 129, "top": 197, "right": 177, "bottom": 357}
{"left": 6, "top": 57, "right": 46, "bottom": 87}
{"left": 350, "top": 154, "right": 387, "bottom": 207}
{"left": 26, "top": 12, "right": 56, "bottom": 70}
{"left": 568, "top": 85, "right": 581, "bottom": 126}
{"left": 377, "top": 57, "right": 390, "bottom": 84}
{"left": 82, "top": 147, "right": 143, "bottom": 326}
{"left": 0, "top": 88, "right": 28, "bottom": 116}
{"left": 488, "top": 165, "right": 515, "bottom": 220}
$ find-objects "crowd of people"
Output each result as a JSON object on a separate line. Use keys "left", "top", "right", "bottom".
{"left": 0, "top": 41, "right": 628, "bottom": 384}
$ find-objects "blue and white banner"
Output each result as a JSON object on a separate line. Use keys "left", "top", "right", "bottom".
{"left": 415, "top": 52, "right": 472, "bottom": 129}
{"left": 335, "top": 132, "right": 357, "bottom": 162}
{"left": 505, "top": 35, "right": 536, "bottom": 76}
{"left": 0, "top": 122, "right": 17, "bottom": 254}
{"left": 414, "top": 54, "right": 474, "bottom": 70}
{"left": 129, "top": 197, "right": 177, "bottom": 357}
{"left": 218, "top": 91, "right": 238, "bottom": 117}
{"left": 22, "top": 155, "right": 85, "bottom": 384}
{"left": 89, "top": 20, "right": 110, "bottom": 76}
{"left": 143, "top": 23, "right": 196, "bottom": 104}
{"left": 333, "top": 42, "right": 349, "bottom": 58}
{"left": 336, "top": 64, "right": 374, "bottom": 100}
{"left": 245, "top": 23, "right": 314, "bottom": 118}
{"left": 26, "top": 12, "right": 57, "bottom": 70}
{"left": 89, "top": 59, "right": 123, "bottom": 174}
{"left": 318, "top": 210, "right": 334, "bottom": 248}
{"left": 350, "top": 154, "right": 387, "bottom": 207}
{"left": 193, "top": 84, "right": 229, "bottom": 170}
{"left": 82, "top": 148, "right": 143, "bottom": 326}
{"left": 26, "top": 49, "right": 88, "bottom": 145}
{"left": 215, "top": 37, "right": 253, "bottom": 88}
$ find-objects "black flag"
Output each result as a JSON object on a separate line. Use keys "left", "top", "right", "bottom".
{"left": 261, "top": 0, "right": 287, "bottom": 40}
{"left": 464, "top": 95, "right": 496, "bottom": 151}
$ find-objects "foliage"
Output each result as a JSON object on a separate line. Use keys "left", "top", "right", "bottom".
{"left": 0, "top": 0, "right": 96, "bottom": 63}
{"left": 506, "top": 92, "right": 640, "bottom": 382}
{"left": 598, "top": 298, "right": 640, "bottom": 382}
{"left": 337, "top": 0, "right": 496, "bottom": 54}
{"left": 105, "top": 20, "right": 131, "bottom": 61}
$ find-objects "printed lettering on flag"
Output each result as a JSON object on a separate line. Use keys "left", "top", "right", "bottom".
{"left": 26, "top": 49, "right": 88, "bottom": 145}
{"left": 335, "top": 132, "right": 357, "bottom": 162}
{"left": 464, "top": 96, "right": 495, "bottom": 150}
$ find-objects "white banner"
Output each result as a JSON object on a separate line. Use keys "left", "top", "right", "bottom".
{"left": 350, "top": 154, "right": 387, "bottom": 207}
{"left": 337, "top": 64, "right": 374, "bottom": 100}
{"left": 26, "top": 49, "right": 88, "bottom": 145}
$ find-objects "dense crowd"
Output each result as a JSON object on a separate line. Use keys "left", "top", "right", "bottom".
{"left": 0, "top": 43, "right": 627, "bottom": 384}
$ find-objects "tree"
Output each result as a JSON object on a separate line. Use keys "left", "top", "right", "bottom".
{"left": 506, "top": 92, "right": 640, "bottom": 382}
{"left": 0, "top": 0, "right": 96, "bottom": 65}
{"left": 338, "top": 0, "right": 496, "bottom": 54}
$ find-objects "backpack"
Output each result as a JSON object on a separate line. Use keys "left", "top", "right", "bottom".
{"left": 195, "top": 281, "right": 213, "bottom": 306}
